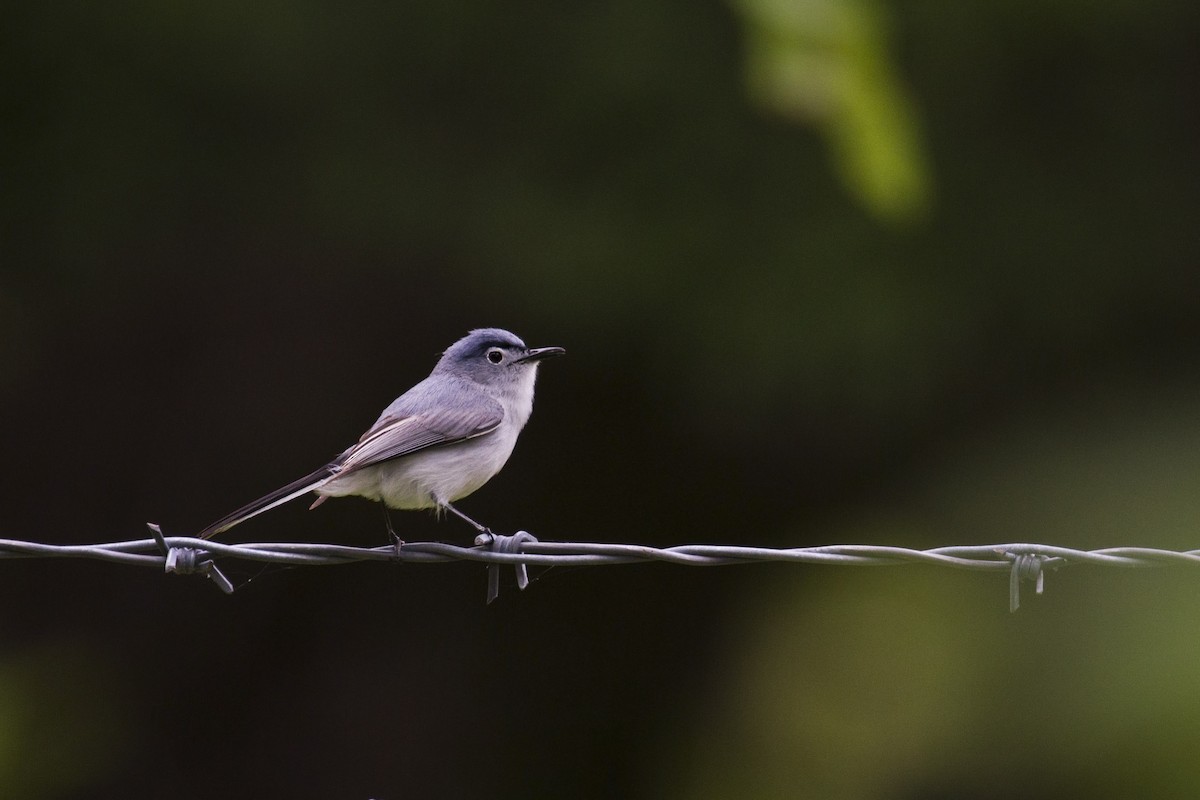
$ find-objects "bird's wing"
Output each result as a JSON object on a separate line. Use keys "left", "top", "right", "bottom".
{"left": 336, "top": 403, "right": 504, "bottom": 475}
{"left": 198, "top": 402, "right": 504, "bottom": 540}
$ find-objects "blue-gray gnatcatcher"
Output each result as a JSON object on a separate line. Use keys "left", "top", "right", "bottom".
{"left": 199, "top": 328, "right": 564, "bottom": 539}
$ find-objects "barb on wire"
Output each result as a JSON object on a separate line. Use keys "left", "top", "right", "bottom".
{"left": 148, "top": 523, "right": 234, "bottom": 594}
{"left": 1, "top": 528, "right": 1198, "bottom": 610}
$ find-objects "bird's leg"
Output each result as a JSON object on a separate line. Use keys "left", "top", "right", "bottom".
{"left": 382, "top": 506, "right": 403, "bottom": 548}
{"left": 436, "top": 497, "right": 491, "bottom": 534}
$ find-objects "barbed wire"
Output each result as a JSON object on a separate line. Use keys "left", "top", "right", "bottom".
{"left": 2, "top": 525, "right": 1197, "bottom": 611}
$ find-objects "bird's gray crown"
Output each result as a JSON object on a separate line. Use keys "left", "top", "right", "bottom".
{"left": 443, "top": 328, "right": 527, "bottom": 361}
{"left": 431, "top": 329, "right": 536, "bottom": 385}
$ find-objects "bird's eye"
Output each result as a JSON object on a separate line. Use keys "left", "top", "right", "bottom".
{"left": 486, "top": 349, "right": 504, "bottom": 364}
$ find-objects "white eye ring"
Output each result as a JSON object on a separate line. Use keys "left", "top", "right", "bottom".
{"left": 486, "top": 349, "right": 504, "bottom": 364}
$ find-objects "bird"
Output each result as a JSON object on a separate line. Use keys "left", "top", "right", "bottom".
{"left": 198, "top": 328, "right": 564, "bottom": 539}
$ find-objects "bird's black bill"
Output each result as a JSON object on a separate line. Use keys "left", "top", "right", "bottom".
{"left": 515, "top": 346, "right": 566, "bottom": 363}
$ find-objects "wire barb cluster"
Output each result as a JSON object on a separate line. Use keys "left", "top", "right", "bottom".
{"left": 1, "top": 528, "right": 1197, "bottom": 609}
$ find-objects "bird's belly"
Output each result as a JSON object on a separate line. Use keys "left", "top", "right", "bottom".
{"left": 317, "top": 433, "right": 518, "bottom": 510}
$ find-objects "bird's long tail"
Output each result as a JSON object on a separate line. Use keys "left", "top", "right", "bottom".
{"left": 198, "top": 464, "right": 338, "bottom": 539}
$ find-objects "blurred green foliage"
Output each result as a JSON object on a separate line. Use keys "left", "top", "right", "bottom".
{"left": 0, "top": 641, "right": 127, "bottom": 798}
{"left": 735, "top": 0, "right": 930, "bottom": 222}
{"left": 663, "top": 382, "right": 1200, "bottom": 798}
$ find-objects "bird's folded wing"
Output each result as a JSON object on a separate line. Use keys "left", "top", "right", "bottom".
{"left": 336, "top": 403, "right": 504, "bottom": 475}
{"left": 198, "top": 404, "right": 503, "bottom": 540}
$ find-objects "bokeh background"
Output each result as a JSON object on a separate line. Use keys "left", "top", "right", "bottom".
{"left": 3, "top": 0, "right": 1200, "bottom": 797}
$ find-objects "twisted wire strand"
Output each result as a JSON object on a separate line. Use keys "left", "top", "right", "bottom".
{"left": 1, "top": 532, "right": 1196, "bottom": 608}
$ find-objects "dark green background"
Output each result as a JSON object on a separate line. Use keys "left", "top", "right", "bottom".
{"left": 3, "top": 1, "right": 1200, "bottom": 797}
